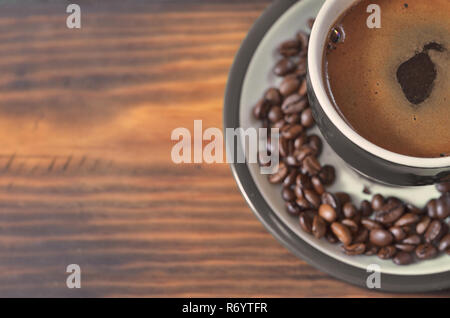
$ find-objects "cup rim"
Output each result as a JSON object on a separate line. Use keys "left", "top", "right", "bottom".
{"left": 307, "top": 0, "right": 450, "bottom": 169}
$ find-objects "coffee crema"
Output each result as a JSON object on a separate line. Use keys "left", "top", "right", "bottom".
{"left": 324, "top": 0, "right": 449, "bottom": 158}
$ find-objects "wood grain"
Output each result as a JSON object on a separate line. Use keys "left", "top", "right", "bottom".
{"left": 0, "top": 0, "right": 448, "bottom": 297}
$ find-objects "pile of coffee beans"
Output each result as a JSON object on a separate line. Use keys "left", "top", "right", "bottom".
{"left": 252, "top": 19, "right": 450, "bottom": 265}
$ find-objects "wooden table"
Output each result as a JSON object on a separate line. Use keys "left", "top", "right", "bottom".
{"left": 0, "top": 0, "right": 448, "bottom": 297}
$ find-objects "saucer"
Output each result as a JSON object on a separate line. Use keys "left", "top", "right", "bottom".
{"left": 224, "top": 0, "right": 450, "bottom": 292}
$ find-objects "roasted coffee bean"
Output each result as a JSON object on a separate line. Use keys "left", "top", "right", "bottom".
{"left": 278, "top": 39, "right": 301, "bottom": 57}
{"left": 298, "top": 42, "right": 308, "bottom": 56}
{"left": 378, "top": 245, "right": 397, "bottom": 260}
{"left": 268, "top": 162, "right": 288, "bottom": 184}
{"left": 274, "top": 58, "right": 296, "bottom": 76}
{"left": 294, "top": 185, "right": 304, "bottom": 199}
{"left": 436, "top": 194, "right": 450, "bottom": 219}
{"left": 307, "top": 18, "right": 315, "bottom": 30}
{"left": 399, "top": 226, "right": 414, "bottom": 236}
{"left": 296, "top": 197, "right": 311, "bottom": 210}
{"left": 299, "top": 212, "right": 313, "bottom": 234}
{"left": 342, "top": 219, "right": 359, "bottom": 234}
{"left": 283, "top": 170, "right": 297, "bottom": 187}
{"left": 273, "top": 119, "right": 286, "bottom": 129}
{"left": 287, "top": 138, "right": 296, "bottom": 155}
{"left": 395, "top": 244, "right": 416, "bottom": 252}
{"left": 321, "top": 192, "right": 342, "bottom": 215}
{"left": 375, "top": 201, "right": 404, "bottom": 224}
{"left": 296, "top": 145, "right": 316, "bottom": 162}
{"left": 386, "top": 196, "right": 402, "bottom": 206}
{"left": 301, "top": 108, "right": 314, "bottom": 128}
{"left": 286, "top": 201, "right": 301, "bottom": 216}
{"left": 352, "top": 211, "right": 362, "bottom": 224}
{"left": 438, "top": 234, "right": 450, "bottom": 252}
{"left": 318, "top": 165, "right": 336, "bottom": 186}
{"left": 416, "top": 216, "right": 431, "bottom": 235}
{"left": 331, "top": 222, "right": 352, "bottom": 246}
{"left": 311, "top": 176, "right": 325, "bottom": 195}
{"left": 285, "top": 113, "right": 301, "bottom": 124}
{"left": 264, "top": 87, "right": 282, "bottom": 106}
{"left": 278, "top": 137, "right": 289, "bottom": 157}
{"left": 365, "top": 244, "right": 379, "bottom": 256}
{"left": 296, "top": 31, "right": 309, "bottom": 51}
{"left": 393, "top": 252, "right": 414, "bottom": 265}
{"left": 361, "top": 218, "right": 383, "bottom": 230}
{"left": 281, "top": 124, "right": 304, "bottom": 139}
{"left": 304, "top": 189, "right": 321, "bottom": 209}
{"left": 370, "top": 229, "right": 394, "bottom": 247}
{"left": 342, "top": 202, "right": 358, "bottom": 219}
{"left": 268, "top": 106, "right": 283, "bottom": 123}
{"left": 394, "top": 213, "right": 420, "bottom": 227}
{"left": 312, "top": 215, "right": 327, "bottom": 239}
{"left": 319, "top": 204, "right": 337, "bottom": 223}
{"left": 353, "top": 227, "right": 369, "bottom": 244}
{"left": 436, "top": 181, "right": 450, "bottom": 193}
{"left": 416, "top": 243, "right": 438, "bottom": 260}
{"left": 295, "top": 58, "right": 307, "bottom": 77}
{"left": 308, "top": 135, "right": 322, "bottom": 155}
{"left": 389, "top": 226, "right": 407, "bottom": 242}
{"left": 280, "top": 75, "right": 301, "bottom": 96}
{"left": 441, "top": 191, "right": 450, "bottom": 203}
{"left": 425, "top": 220, "right": 448, "bottom": 243}
{"left": 343, "top": 243, "right": 366, "bottom": 256}
{"left": 302, "top": 155, "right": 321, "bottom": 176}
{"left": 335, "top": 192, "right": 351, "bottom": 205}
{"left": 281, "top": 94, "right": 308, "bottom": 114}
{"left": 402, "top": 224, "right": 417, "bottom": 234}
{"left": 360, "top": 200, "right": 373, "bottom": 217}
{"left": 285, "top": 140, "right": 295, "bottom": 156}
{"left": 296, "top": 173, "right": 313, "bottom": 190}
{"left": 294, "top": 134, "right": 308, "bottom": 149}
{"left": 371, "top": 194, "right": 385, "bottom": 211}
{"left": 285, "top": 155, "right": 301, "bottom": 167}
{"left": 402, "top": 234, "right": 421, "bottom": 245}
{"left": 427, "top": 199, "right": 438, "bottom": 219}
{"left": 298, "top": 78, "right": 307, "bottom": 96}
{"left": 282, "top": 187, "right": 296, "bottom": 202}
{"left": 326, "top": 231, "right": 338, "bottom": 244}
{"left": 405, "top": 203, "right": 423, "bottom": 215}
{"left": 253, "top": 99, "right": 269, "bottom": 119}
{"left": 403, "top": 224, "right": 416, "bottom": 234}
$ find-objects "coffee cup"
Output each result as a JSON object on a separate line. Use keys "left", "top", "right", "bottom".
{"left": 307, "top": 0, "right": 450, "bottom": 186}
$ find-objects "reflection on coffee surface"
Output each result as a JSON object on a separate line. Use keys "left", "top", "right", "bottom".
{"left": 324, "top": 0, "right": 449, "bottom": 158}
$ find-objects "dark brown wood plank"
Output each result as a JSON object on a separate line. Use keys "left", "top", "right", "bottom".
{"left": 0, "top": 0, "right": 448, "bottom": 297}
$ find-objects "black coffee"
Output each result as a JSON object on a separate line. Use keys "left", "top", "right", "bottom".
{"left": 325, "top": 0, "right": 449, "bottom": 158}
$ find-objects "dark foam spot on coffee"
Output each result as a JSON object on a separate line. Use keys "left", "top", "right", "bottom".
{"left": 396, "top": 52, "right": 436, "bottom": 105}
{"left": 396, "top": 42, "right": 445, "bottom": 105}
